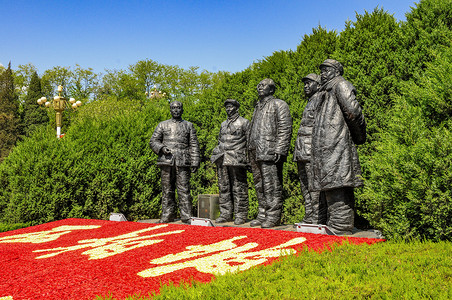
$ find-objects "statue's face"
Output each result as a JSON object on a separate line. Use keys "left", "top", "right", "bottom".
{"left": 225, "top": 103, "right": 238, "bottom": 117}
{"left": 320, "top": 66, "right": 338, "bottom": 84}
{"left": 304, "top": 80, "right": 319, "bottom": 97}
{"left": 257, "top": 80, "right": 273, "bottom": 97}
{"left": 170, "top": 102, "right": 183, "bottom": 119}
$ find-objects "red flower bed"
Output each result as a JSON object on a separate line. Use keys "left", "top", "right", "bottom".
{"left": 0, "top": 219, "right": 383, "bottom": 299}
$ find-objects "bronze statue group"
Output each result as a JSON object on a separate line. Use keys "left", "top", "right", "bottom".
{"left": 150, "top": 59, "right": 366, "bottom": 235}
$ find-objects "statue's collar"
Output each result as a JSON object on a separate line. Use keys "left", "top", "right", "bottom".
{"left": 322, "top": 76, "right": 343, "bottom": 91}
{"left": 257, "top": 95, "right": 274, "bottom": 107}
{"left": 227, "top": 112, "right": 239, "bottom": 123}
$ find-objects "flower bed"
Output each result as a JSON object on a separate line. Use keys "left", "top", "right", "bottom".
{"left": 0, "top": 218, "right": 383, "bottom": 299}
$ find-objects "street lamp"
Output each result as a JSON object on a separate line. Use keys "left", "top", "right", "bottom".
{"left": 37, "top": 85, "right": 82, "bottom": 138}
{"left": 145, "top": 85, "right": 167, "bottom": 99}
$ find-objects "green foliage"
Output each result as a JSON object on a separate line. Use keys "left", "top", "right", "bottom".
{"left": 361, "top": 103, "right": 452, "bottom": 240}
{"left": 335, "top": 8, "right": 401, "bottom": 135}
{"left": 100, "top": 69, "right": 139, "bottom": 99}
{"left": 402, "top": 47, "right": 452, "bottom": 126}
{"left": 96, "top": 240, "right": 452, "bottom": 299}
{"left": 399, "top": 0, "right": 452, "bottom": 80}
{"left": 21, "top": 71, "right": 49, "bottom": 136}
{"left": 69, "top": 64, "right": 100, "bottom": 101}
{"left": 100, "top": 59, "right": 221, "bottom": 102}
{"left": 37, "top": 65, "right": 100, "bottom": 102}
{"left": 0, "top": 222, "right": 30, "bottom": 233}
{"left": 41, "top": 66, "right": 73, "bottom": 97}
{"left": 0, "top": 63, "right": 20, "bottom": 162}
{"left": 0, "top": 98, "right": 166, "bottom": 224}
{"left": 13, "top": 63, "right": 38, "bottom": 103}
{"left": 361, "top": 47, "right": 452, "bottom": 241}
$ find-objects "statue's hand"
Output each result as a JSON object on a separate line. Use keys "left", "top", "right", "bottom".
{"left": 162, "top": 147, "right": 172, "bottom": 155}
{"left": 274, "top": 154, "right": 281, "bottom": 163}
{"left": 191, "top": 167, "right": 199, "bottom": 173}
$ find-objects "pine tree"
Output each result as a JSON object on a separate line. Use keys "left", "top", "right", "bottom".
{"left": 0, "top": 62, "right": 20, "bottom": 162}
{"left": 22, "top": 71, "right": 48, "bottom": 136}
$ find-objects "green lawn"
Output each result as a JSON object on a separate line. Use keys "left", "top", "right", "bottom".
{"left": 101, "top": 240, "right": 452, "bottom": 300}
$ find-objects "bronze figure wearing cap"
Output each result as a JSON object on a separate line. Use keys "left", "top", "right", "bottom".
{"left": 211, "top": 99, "right": 250, "bottom": 225}
{"left": 294, "top": 73, "right": 327, "bottom": 225}
{"left": 307, "top": 59, "right": 367, "bottom": 235}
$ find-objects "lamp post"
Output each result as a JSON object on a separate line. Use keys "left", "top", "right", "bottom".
{"left": 145, "top": 85, "right": 167, "bottom": 99}
{"left": 37, "top": 85, "right": 82, "bottom": 138}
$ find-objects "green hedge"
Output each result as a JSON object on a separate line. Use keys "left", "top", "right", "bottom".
{"left": 0, "top": 97, "right": 168, "bottom": 224}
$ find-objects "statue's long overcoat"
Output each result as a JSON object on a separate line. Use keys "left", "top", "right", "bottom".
{"left": 310, "top": 76, "right": 366, "bottom": 192}
{"left": 293, "top": 91, "right": 323, "bottom": 162}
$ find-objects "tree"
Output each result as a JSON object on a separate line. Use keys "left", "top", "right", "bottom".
{"left": 398, "top": 0, "right": 452, "bottom": 81}
{"left": 335, "top": 8, "right": 401, "bottom": 137}
{"left": 41, "top": 66, "right": 73, "bottom": 97}
{"left": 13, "top": 63, "right": 38, "bottom": 103}
{"left": 22, "top": 71, "right": 49, "bottom": 136}
{"left": 357, "top": 1, "right": 452, "bottom": 240}
{"left": 0, "top": 62, "right": 20, "bottom": 162}
{"left": 129, "top": 59, "right": 163, "bottom": 97}
{"left": 100, "top": 69, "right": 141, "bottom": 100}
{"left": 69, "top": 64, "right": 100, "bottom": 101}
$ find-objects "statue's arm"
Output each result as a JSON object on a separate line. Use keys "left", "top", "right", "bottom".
{"left": 189, "top": 123, "right": 200, "bottom": 167}
{"left": 275, "top": 101, "right": 293, "bottom": 156}
{"left": 336, "top": 81, "right": 366, "bottom": 144}
{"left": 149, "top": 123, "right": 165, "bottom": 154}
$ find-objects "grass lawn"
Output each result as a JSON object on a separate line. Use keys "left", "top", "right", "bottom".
{"left": 101, "top": 239, "right": 452, "bottom": 299}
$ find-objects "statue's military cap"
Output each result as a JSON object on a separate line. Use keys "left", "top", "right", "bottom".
{"left": 302, "top": 73, "right": 321, "bottom": 84}
{"left": 224, "top": 99, "right": 240, "bottom": 108}
{"left": 319, "top": 59, "right": 344, "bottom": 75}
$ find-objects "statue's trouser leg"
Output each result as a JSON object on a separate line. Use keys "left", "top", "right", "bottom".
{"left": 217, "top": 165, "right": 233, "bottom": 220}
{"left": 261, "top": 161, "right": 284, "bottom": 224}
{"left": 324, "top": 187, "right": 354, "bottom": 234}
{"left": 249, "top": 150, "right": 266, "bottom": 222}
{"left": 298, "top": 161, "right": 327, "bottom": 224}
{"left": 298, "top": 161, "right": 313, "bottom": 223}
{"left": 314, "top": 192, "right": 328, "bottom": 225}
{"left": 230, "top": 166, "right": 249, "bottom": 221}
{"left": 176, "top": 166, "right": 193, "bottom": 222}
{"left": 161, "top": 166, "right": 176, "bottom": 221}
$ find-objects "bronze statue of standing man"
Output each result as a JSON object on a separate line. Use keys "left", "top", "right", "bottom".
{"left": 150, "top": 101, "right": 200, "bottom": 224}
{"left": 211, "top": 99, "right": 250, "bottom": 225}
{"left": 294, "top": 73, "right": 327, "bottom": 225}
{"left": 311, "top": 59, "right": 367, "bottom": 235}
{"left": 248, "top": 78, "right": 292, "bottom": 228}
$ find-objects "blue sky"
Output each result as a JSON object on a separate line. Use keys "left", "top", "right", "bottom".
{"left": 1, "top": 0, "right": 417, "bottom": 75}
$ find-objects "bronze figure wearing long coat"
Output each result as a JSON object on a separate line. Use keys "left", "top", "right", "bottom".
{"left": 312, "top": 59, "right": 366, "bottom": 235}
{"left": 311, "top": 75, "right": 365, "bottom": 192}
{"left": 294, "top": 73, "right": 327, "bottom": 225}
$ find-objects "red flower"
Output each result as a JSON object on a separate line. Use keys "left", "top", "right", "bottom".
{"left": 0, "top": 218, "right": 383, "bottom": 299}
